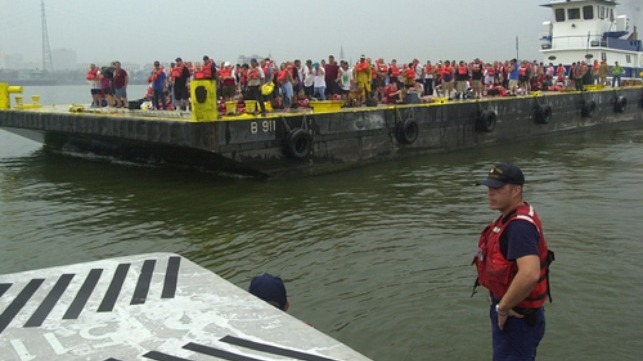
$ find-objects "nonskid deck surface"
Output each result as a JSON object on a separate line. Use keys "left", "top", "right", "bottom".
{"left": 0, "top": 253, "right": 371, "bottom": 360}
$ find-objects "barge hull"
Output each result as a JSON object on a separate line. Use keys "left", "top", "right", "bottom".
{"left": 1, "top": 88, "right": 641, "bottom": 177}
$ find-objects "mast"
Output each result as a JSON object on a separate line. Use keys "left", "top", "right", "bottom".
{"left": 41, "top": 0, "right": 53, "bottom": 71}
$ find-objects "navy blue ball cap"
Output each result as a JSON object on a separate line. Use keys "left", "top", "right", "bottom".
{"left": 249, "top": 273, "right": 287, "bottom": 310}
{"left": 478, "top": 162, "right": 525, "bottom": 188}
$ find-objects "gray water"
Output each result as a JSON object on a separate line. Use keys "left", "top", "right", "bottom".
{"left": 1, "top": 86, "right": 642, "bottom": 360}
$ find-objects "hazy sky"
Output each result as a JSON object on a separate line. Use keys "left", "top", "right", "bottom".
{"left": 0, "top": 0, "right": 641, "bottom": 66}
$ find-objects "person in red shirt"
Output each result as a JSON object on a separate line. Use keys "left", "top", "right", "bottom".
{"left": 112, "top": 61, "right": 128, "bottom": 108}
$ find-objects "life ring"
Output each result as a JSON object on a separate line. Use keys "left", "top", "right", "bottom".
{"left": 581, "top": 100, "right": 596, "bottom": 118}
{"left": 395, "top": 118, "right": 419, "bottom": 144}
{"left": 284, "top": 128, "right": 313, "bottom": 159}
{"left": 535, "top": 104, "right": 552, "bottom": 124}
{"left": 613, "top": 95, "right": 627, "bottom": 113}
{"left": 476, "top": 110, "right": 496, "bottom": 132}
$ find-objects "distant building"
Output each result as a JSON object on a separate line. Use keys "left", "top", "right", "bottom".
{"left": 52, "top": 48, "right": 77, "bottom": 70}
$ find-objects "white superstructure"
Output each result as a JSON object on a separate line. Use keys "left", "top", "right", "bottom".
{"left": 540, "top": 0, "right": 642, "bottom": 77}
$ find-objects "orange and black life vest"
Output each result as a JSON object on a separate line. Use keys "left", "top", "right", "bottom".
{"left": 458, "top": 65, "right": 468, "bottom": 76}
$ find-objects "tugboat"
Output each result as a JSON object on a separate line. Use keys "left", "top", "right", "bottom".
{"left": 540, "top": 0, "right": 642, "bottom": 78}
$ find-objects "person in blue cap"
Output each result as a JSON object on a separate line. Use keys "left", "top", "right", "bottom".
{"left": 472, "top": 162, "right": 553, "bottom": 361}
{"left": 249, "top": 273, "right": 289, "bottom": 311}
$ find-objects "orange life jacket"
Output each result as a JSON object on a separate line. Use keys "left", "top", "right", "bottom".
{"left": 377, "top": 63, "right": 388, "bottom": 73}
{"left": 219, "top": 67, "right": 233, "bottom": 79}
{"left": 202, "top": 61, "right": 213, "bottom": 79}
{"left": 86, "top": 68, "right": 98, "bottom": 81}
{"left": 277, "top": 69, "right": 288, "bottom": 84}
{"left": 171, "top": 65, "right": 185, "bottom": 79}
{"left": 425, "top": 64, "right": 434, "bottom": 75}
{"left": 473, "top": 203, "right": 552, "bottom": 309}
{"left": 147, "top": 68, "right": 164, "bottom": 83}
{"left": 405, "top": 67, "right": 415, "bottom": 80}
{"left": 458, "top": 65, "right": 468, "bottom": 76}
{"left": 248, "top": 67, "right": 260, "bottom": 80}
{"left": 357, "top": 61, "right": 369, "bottom": 72}
{"left": 390, "top": 65, "right": 400, "bottom": 77}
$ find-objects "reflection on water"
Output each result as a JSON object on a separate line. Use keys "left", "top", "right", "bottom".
{"left": 1, "top": 123, "right": 642, "bottom": 360}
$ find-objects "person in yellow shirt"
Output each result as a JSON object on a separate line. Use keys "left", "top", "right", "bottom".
{"left": 354, "top": 54, "right": 372, "bottom": 105}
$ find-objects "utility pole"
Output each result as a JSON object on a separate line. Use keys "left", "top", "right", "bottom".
{"left": 41, "top": 0, "right": 53, "bottom": 71}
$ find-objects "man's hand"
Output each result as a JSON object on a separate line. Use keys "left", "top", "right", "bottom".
{"left": 497, "top": 308, "right": 523, "bottom": 330}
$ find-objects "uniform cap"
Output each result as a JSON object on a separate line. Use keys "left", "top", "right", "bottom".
{"left": 478, "top": 162, "right": 525, "bottom": 188}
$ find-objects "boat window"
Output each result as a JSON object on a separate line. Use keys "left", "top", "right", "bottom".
{"left": 601, "top": 52, "right": 606, "bottom": 61}
{"left": 626, "top": 55, "right": 631, "bottom": 63}
{"left": 598, "top": 6, "right": 605, "bottom": 19}
{"left": 568, "top": 8, "right": 581, "bottom": 20}
{"left": 555, "top": 8, "right": 565, "bottom": 22}
{"left": 583, "top": 6, "right": 593, "bottom": 20}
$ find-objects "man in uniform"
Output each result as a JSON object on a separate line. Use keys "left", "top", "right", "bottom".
{"left": 473, "top": 162, "right": 553, "bottom": 361}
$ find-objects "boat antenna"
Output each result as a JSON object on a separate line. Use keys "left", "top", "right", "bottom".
{"left": 515, "top": 36, "right": 519, "bottom": 61}
{"left": 41, "top": 0, "right": 53, "bottom": 72}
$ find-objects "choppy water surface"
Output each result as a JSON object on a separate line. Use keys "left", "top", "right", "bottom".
{"left": 1, "top": 86, "right": 641, "bottom": 360}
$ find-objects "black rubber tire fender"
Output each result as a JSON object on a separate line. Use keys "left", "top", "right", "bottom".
{"left": 613, "top": 95, "right": 627, "bottom": 113}
{"left": 476, "top": 110, "right": 497, "bottom": 132}
{"left": 395, "top": 118, "right": 419, "bottom": 144}
{"left": 284, "top": 128, "right": 313, "bottom": 159}
{"left": 581, "top": 100, "right": 596, "bottom": 118}
{"left": 535, "top": 104, "right": 553, "bottom": 124}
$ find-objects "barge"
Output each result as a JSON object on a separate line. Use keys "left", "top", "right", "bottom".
{"left": 0, "top": 81, "right": 642, "bottom": 178}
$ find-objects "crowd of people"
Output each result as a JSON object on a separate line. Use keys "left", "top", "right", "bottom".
{"left": 86, "top": 55, "right": 629, "bottom": 113}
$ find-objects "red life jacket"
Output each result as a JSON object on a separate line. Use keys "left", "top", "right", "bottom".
{"left": 219, "top": 67, "right": 233, "bottom": 79}
{"left": 519, "top": 66, "right": 528, "bottom": 77}
{"left": 390, "top": 65, "right": 400, "bottom": 77}
{"left": 171, "top": 65, "right": 185, "bottom": 79}
{"left": 148, "top": 68, "right": 164, "bottom": 83}
{"left": 86, "top": 68, "right": 98, "bottom": 81}
{"left": 486, "top": 66, "right": 495, "bottom": 76}
{"left": 277, "top": 69, "right": 288, "bottom": 84}
{"left": 458, "top": 65, "right": 468, "bottom": 76}
{"left": 425, "top": 64, "right": 433, "bottom": 75}
{"left": 357, "top": 61, "right": 369, "bottom": 72}
{"left": 202, "top": 61, "right": 213, "bottom": 79}
{"left": 473, "top": 203, "right": 551, "bottom": 309}
{"left": 248, "top": 67, "right": 260, "bottom": 80}
{"left": 377, "top": 63, "right": 388, "bottom": 73}
{"left": 406, "top": 67, "right": 415, "bottom": 80}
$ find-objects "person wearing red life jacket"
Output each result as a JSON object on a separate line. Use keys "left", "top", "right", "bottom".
{"left": 148, "top": 61, "right": 167, "bottom": 110}
{"left": 423, "top": 60, "right": 434, "bottom": 96}
{"left": 473, "top": 162, "right": 553, "bottom": 361}
{"left": 219, "top": 61, "right": 236, "bottom": 101}
{"left": 86, "top": 64, "right": 101, "bottom": 108}
{"left": 170, "top": 58, "right": 190, "bottom": 111}
{"left": 246, "top": 58, "right": 266, "bottom": 116}
{"left": 441, "top": 60, "right": 455, "bottom": 99}
{"left": 454, "top": 60, "right": 469, "bottom": 100}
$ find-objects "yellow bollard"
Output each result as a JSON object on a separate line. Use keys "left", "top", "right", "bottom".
{"left": 0, "top": 83, "right": 24, "bottom": 110}
{"left": 32, "top": 95, "right": 40, "bottom": 104}
{"left": 190, "top": 79, "right": 218, "bottom": 121}
{"left": 15, "top": 96, "right": 23, "bottom": 107}
{"left": 0, "top": 83, "right": 8, "bottom": 109}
